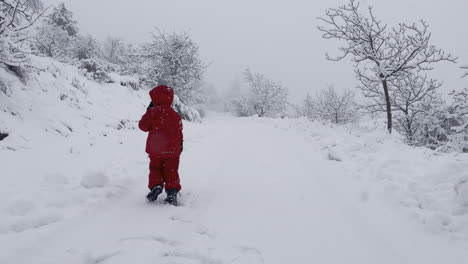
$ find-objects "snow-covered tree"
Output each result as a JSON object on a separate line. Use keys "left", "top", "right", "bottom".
{"left": 234, "top": 69, "right": 288, "bottom": 117}
{"left": 34, "top": 3, "right": 77, "bottom": 59}
{"left": 71, "top": 34, "right": 100, "bottom": 60}
{"left": 445, "top": 87, "right": 468, "bottom": 152}
{"left": 48, "top": 3, "right": 77, "bottom": 37}
{"left": 102, "top": 37, "right": 129, "bottom": 66}
{"left": 448, "top": 65, "right": 468, "bottom": 131}
{"left": 318, "top": 0, "right": 456, "bottom": 133}
{"left": 424, "top": 68, "right": 468, "bottom": 152}
{"left": 139, "top": 30, "right": 207, "bottom": 104}
{"left": 0, "top": 0, "right": 44, "bottom": 69}
{"left": 35, "top": 22, "right": 70, "bottom": 58}
{"left": 303, "top": 87, "right": 358, "bottom": 124}
{"left": 300, "top": 93, "right": 316, "bottom": 120}
{"left": 390, "top": 73, "right": 444, "bottom": 144}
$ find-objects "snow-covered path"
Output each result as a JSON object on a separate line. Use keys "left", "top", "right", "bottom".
{"left": 2, "top": 114, "right": 468, "bottom": 264}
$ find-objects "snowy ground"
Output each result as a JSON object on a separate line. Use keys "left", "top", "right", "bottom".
{"left": 1, "top": 58, "right": 468, "bottom": 263}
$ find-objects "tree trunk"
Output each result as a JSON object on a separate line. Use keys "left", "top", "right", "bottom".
{"left": 381, "top": 79, "right": 392, "bottom": 133}
{"left": 406, "top": 116, "right": 413, "bottom": 142}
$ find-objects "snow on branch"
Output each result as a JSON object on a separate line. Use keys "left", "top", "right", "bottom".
{"left": 1, "top": 0, "right": 46, "bottom": 69}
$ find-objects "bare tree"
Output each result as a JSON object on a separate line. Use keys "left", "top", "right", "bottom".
{"left": 318, "top": 0, "right": 456, "bottom": 133}
{"left": 139, "top": 29, "right": 207, "bottom": 104}
{"left": 1, "top": 0, "right": 45, "bottom": 68}
{"left": 234, "top": 69, "right": 288, "bottom": 117}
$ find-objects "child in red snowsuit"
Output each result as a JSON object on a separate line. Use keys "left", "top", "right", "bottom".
{"left": 139, "top": 85, "right": 183, "bottom": 205}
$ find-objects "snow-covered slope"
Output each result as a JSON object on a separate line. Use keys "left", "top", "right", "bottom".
{"left": 0, "top": 56, "right": 147, "bottom": 150}
{"left": 1, "top": 59, "right": 468, "bottom": 263}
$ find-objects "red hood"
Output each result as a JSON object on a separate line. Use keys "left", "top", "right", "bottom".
{"left": 150, "top": 85, "right": 174, "bottom": 106}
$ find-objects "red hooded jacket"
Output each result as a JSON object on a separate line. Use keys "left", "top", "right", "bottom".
{"left": 139, "top": 85, "right": 183, "bottom": 158}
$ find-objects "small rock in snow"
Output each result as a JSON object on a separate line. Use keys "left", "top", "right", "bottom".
{"left": 81, "top": 171, "right": 110, "bottom": 189}
{"left": 0, "top": 132, "right": 8, "bottom": 141}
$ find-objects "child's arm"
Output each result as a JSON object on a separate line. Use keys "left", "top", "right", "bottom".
{"left": 138, "top": 111, "right": 153, "bottom": 132}
{"left": 138, "top": 109, "right": 163, "bottom": 132}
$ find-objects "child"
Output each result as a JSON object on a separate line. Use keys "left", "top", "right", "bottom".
{"left": 139, "top": 85, "right": 183, "bottom": 206}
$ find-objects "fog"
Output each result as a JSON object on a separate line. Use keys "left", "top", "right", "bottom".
{"left": 47, "top": 0, "right": 468, "bottom": 101}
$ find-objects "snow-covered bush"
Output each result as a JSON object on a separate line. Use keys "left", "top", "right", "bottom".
{"left": 232, "top": 96, "right": 255, "bottom": 117}
{"left": 78, "top": 58, "right": 112, "bottom": 83}
{"left": 234, "top": 69, "right": 288, "bottom": 118}
{"left": 301, "top": 86, "right": 358, "bottom": 124}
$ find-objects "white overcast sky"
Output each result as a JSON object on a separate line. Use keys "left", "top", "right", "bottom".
{"left": 46, "top": 0, "right": 468, "bottom": 101}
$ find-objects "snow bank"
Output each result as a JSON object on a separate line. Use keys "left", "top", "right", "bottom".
{"left": 0, "top": 56, "right": 147, "bottom": 152}
{"left": 266, "top": 116, "right": 468, "bottom": 238}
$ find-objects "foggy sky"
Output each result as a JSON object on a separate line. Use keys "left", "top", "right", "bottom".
{"left": 47, "top": 0, "right": 468, "bottom": 101}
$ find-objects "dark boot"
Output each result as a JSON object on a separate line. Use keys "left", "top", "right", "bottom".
{"left": 146, "top": 185, "right": 163, "bottom": 202}
{"left": 164, "top": 188, "right": 178, "bottom": 206}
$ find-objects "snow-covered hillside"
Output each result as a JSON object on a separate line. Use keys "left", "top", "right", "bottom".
{"left": 1, "top": 59, "right": 468, "bottom": 263}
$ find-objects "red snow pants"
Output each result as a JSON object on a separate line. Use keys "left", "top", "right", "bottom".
{"left": 148, "top": 156, "right": 181, "bottom": 191}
